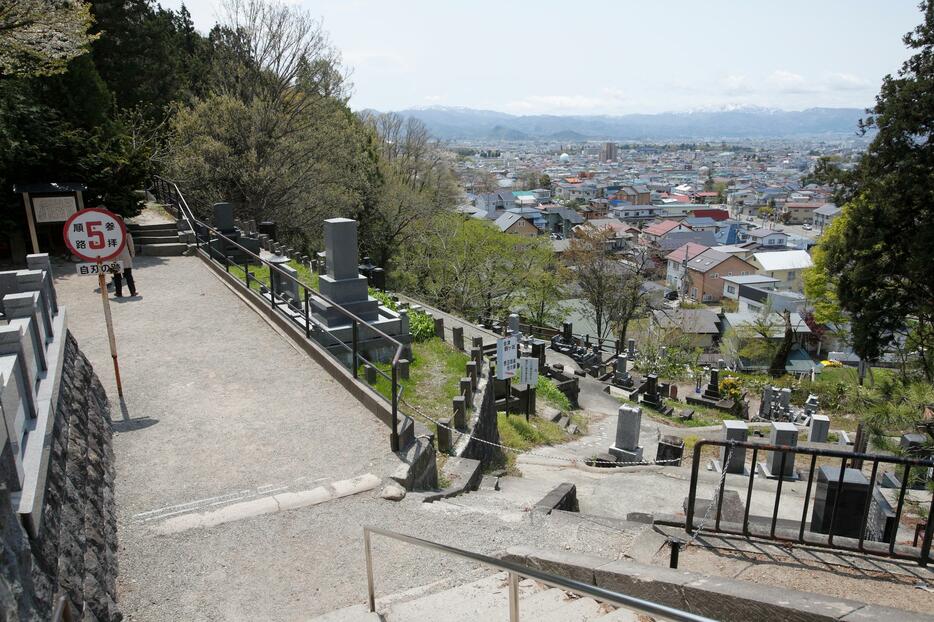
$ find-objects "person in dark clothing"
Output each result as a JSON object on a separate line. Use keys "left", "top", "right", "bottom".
{"left": 113, "top": 231, "right": 138, "bottom": 297}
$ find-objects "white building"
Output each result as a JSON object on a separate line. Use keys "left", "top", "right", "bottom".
{"left": 749, "top": 250, "right": 814, "bottom": 291}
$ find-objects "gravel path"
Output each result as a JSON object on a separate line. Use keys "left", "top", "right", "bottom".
{"left": 52, "top": 255, "right": 401, "bottom": 620}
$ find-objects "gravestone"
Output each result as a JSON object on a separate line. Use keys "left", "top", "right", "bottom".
{"left": 721, "top": 420, "right": 749, "bottom": 474}
{"left": 767, "top": 422, "right": 798, "bottom": 478}
{"left": 702, "top": 368, "right": 721, "bottom": 401}
{"left": 627, "top": 338, "right": 636, "bottom": 358}
{"left": 312, "top": 218, "right": 379, "bottom": 326}
{"left": 609, "top": 405, "right": 643, "bottom": 463}
{"left": 655, "top": 435, "right": 685, "bottom": 467}
{"left": 213, "top": 202, "right": 236, "bottom": 232}
{"left": 865, "top": 488, "right": 897, "bottom": 543}
{"left": 759, "top": 386, "right": 773, "bottom": 419}
{"left": 804, "top": 394, "right": 820, "bottom": 418}
{"left": 508, "top": 313, "right": 520, "bottom": 335}
{"left": 809, "top": 415, "right": 830, "bottom": 443}
{"left": 810, "top": 466, "right": 870, "bottom": 539}
{"left": 562, "top": 322, "right": 573, "bottom": 343}
{"left": 269, "top": 256, "right": 299, "bottom": 303}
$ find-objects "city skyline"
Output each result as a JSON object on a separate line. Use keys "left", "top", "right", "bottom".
{"left": 161, "top": 0, "right": 923, "bottom": 115}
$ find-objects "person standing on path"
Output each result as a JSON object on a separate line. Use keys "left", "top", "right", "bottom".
{"left": 113, "top": 229, "right": 139, "bottom": 297}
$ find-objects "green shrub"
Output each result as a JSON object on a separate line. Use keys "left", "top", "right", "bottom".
{"left": 369, "top": 289, "right": 434, "bottom": 342}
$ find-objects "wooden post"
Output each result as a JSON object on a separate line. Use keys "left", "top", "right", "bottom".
{"left": 98, "top": 259, "right": 124, "bottom": 398}
{"left": 23, "top": 193, "right": 39, "bottom": 254}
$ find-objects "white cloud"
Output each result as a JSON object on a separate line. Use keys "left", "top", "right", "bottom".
{"left": 766, "top": 70, "right": 815, "bottom": 94}
{"left": 423, "top": 95, "right": 443, "bottom": 103}
{"left": 825, "top": 72, "right": 871, "bottom": 91}
{"left": 719, "top": 74, "right": 750, "bottom": 95}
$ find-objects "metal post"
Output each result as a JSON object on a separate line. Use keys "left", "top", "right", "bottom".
{"left": 508, "top": 571, "right": 520, "bottom": 622}
{"left": 668, "top": 538, "right": 682, "bottom": 568}
{"left": 364, "top": 528, "right": 376, "bottom": 612}
{"left": 352, "top": 320, "right": 359, "bottom": 378}
{"left": 390, "top": 364, "right": 400, "bottom": 452}
{"left": 304, "top": 287, "right": 311, "bottom": 338}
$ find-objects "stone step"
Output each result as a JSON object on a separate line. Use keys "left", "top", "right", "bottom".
{"left": 135, "top": 234, "right": 180, "bottom": 245}
{"left": 307, "top": 604, "right": 380, "bottom": 621}
{"left": 139, "top": 242, "right": 188, "bottom": 256}
{"left": 535, "top": 594, "right": 605, "bottom": 621}
{"left": 383, "top": 574, "right": 544, "bottom": 622}
{"left": 127, "top": 223, "right": 179, "bottom": 234}
{"left": 423, "top": 457, "right": 483, "bottom": 502}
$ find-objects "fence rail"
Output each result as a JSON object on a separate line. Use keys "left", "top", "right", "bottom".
{"left": 686, "top": 439, "right": 934, "bottom": 566}
{"left": 150, "top": 176, "right": 406, "bottom": 450}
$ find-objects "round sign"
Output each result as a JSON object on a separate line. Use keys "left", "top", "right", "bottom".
{"left": 62, "top": 208, "right": 127, "bottom": 262}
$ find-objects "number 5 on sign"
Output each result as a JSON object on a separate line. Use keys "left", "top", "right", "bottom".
{"left": 63, "top": 208, "right": 127, "bottom": 398}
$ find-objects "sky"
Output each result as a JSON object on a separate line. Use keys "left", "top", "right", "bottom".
{"left": 159, "top": 0, "right": 924, "bottom": 115}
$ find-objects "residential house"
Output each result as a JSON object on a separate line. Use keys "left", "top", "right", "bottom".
{"left": 542, "top": 206, "right": 584, "bottom": 237}
{"left": 641, "top": 219, "right": 692, "bottom": 245}
{"left": 684, "top": 249, "right": 757, "bottom": 302}
{"left": 720, "top": 311, "right": 815, "bottom": 374}
{"left": 781, "top": 202, "right": 822, "bottom": 224}
{"left": 615, "top": 184, "right": 651, "bottom": 205}
{"left": 494, "top": 211, "right": 539, "bottom": 237}
{"left": 610, "top": 203, "right": 664, "bottom": 223}
{"left": 813, "top": 203, "right": 842, "bottom": 233}
{"left": 665, "top": 242, "right": 709, "bottom": 292}
{"left": 682, "top": 216, "right": 718, "bottom": 232}
{"left": 586, "top": 218, "right": 633, "bottom": 250}
{"left": 651, "top": 308, "right": 721, "bottom": 348}
{"left": 475, "top": 191, "right": 515, "bottom": 219}
{"left": 691, "top": 208, "right": 730, "bottom": 221}
{"left": 721, "top": 275, "right": 779, "bottom": 301}
{"left": 739, "top": 227, "right": 788, "bottom": 247}
{"left": 749, "top": 250, "right": 814, "bottom": 291}
{"left": 656, "top": 230, "right": 718, "bottom": 253}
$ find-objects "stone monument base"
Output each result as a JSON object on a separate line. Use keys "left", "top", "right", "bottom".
{"left": 756, "top": 461, "right": 801, "bottom": 481}
{"left": 609, "top": 444, "right": 643, "bottom": 463}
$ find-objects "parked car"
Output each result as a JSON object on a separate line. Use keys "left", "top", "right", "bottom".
{"left": 802, "top": 223, "right": 813, "bottom": 231}
{"left": 664, "top": 290, "right": 679, "bottom": 301}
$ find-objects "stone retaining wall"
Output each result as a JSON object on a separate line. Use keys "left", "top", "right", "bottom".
{"left": 1, "top": 332, "right": 119, "bottom": 621}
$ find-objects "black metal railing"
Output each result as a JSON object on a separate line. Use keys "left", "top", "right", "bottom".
{"left": 686, "top": 439, "right": 934, "bottom": 566}
{"left": 150, "top": 176, "right": 406, "bottom": 451}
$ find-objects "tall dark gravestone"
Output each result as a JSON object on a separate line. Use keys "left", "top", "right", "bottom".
{"left": 810, "top": 466, "right": 870, "bottom": 539}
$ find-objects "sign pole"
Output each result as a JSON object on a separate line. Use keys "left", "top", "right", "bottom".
{"left": 97, "top": 258, "right": 124, "bottom": 398}
{"left": 505, "top": 377, "right": 510, "bottom": 417}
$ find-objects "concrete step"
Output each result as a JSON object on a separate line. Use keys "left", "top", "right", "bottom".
{"left": 423, "top": 457, "right": 483, "bottom": 502}
{"left": 595, "top": 607, "right": 640, "bottom": 621}
{"left": 139, "top": 242, "right": 187, "bottom": 256}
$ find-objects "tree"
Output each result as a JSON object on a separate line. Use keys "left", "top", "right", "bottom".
{"left": 166, "top": 0, "right": 376, "bottom": 252}
{"left": 520, "top": 268, "right": 567, "bottom": 328}
{"left": 0, "top": 0, "right": 97, "bottom": 77}
{"left": 815, "top": 3, "right": 934, "bottom": 380}
{"left": 564, "top": 228, "right": 648, "bottom": 343}
{"left": 391, "top": 214, "right": 553, "bottom": 322}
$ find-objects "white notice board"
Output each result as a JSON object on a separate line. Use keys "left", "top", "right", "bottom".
{"left": 496, "top": 335, "right": 518, "bottom": 380}
{"left": 33, "top": 196, "right": 78, "bottom": 223}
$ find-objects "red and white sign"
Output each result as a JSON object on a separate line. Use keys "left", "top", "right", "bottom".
{"left": 62, "top": 208, "right": 126, "bottom": 262}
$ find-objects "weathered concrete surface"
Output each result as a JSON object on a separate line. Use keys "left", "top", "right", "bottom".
{"left": 53, "top": 256, "right": 400, "bottom": 619}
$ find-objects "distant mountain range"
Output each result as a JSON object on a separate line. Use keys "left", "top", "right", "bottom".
{"left": 372, "top": 106, "right": 867, "bottom": 141}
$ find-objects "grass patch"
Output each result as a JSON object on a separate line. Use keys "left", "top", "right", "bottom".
{"left": 229, "top": 259, "right": 318, "bottom": 294}
{"left": 537, "top": 376, "right": 572, "bottom": 411}
{"left": 496, "top": 412, "right": 570, "bottom": 474}
{"left": 361, "top": 337, "right": 469, "bottom": 445}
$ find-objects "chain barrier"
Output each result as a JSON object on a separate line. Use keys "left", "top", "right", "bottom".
{"left": 399, "top": 396, "right": 683, "bottom": 468}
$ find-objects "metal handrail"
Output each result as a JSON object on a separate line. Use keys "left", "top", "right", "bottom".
{"left": 363, "top": 526, "right": 716, "bottom": 622}
{"left": 151, "top": 176, "right": 406, "bottom": 449}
